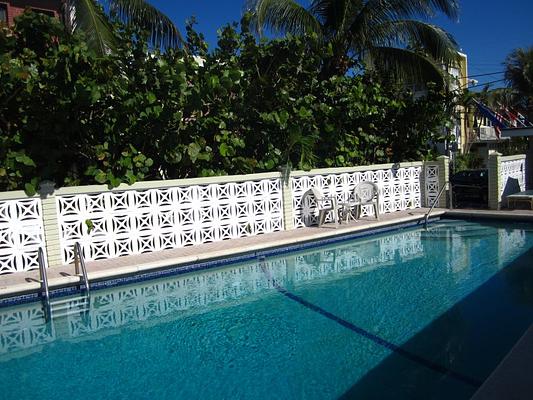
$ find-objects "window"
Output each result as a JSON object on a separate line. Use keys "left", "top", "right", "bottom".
{"left": 31, "top": 8, "right": 55, "bottom": 18}
{"left": 0, "top": 4, "right": 7, "bottom": 24}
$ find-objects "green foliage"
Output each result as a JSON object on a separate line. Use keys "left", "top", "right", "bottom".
{"left": 0, "top": 12, "right": 457, "bottom": 193}
{"left": 454, "top": 153, "right": 484, "bottom": 172}
{"left": 499, "top": 138, "right": 530, "bottom": 157}
{"left": 85, "top": 219, "right": 95, "bottom": 234}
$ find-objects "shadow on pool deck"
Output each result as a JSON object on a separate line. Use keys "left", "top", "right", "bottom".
{"left": 337, "top": 246, "right": 533, "bottom": 400}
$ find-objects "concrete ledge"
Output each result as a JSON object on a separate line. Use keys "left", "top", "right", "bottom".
{"left": 290, "top": 161, "right": 423, "bottom": 177}
{"left": 445, "top": 209, "right": 533, "bottom": 222}
{"left": 0, "top": 208, "right": 440, "bottom": 300}
{"left": 3, "top": 208, "right": 532, "bottom": 302}
{"left": 472, "top": 325, "right": 533, "bottom": 400}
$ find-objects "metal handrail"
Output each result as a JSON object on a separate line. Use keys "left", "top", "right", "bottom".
{"left": 74, "top": 243, "right": 90, "bottom": 297}
{"left": 38, "top": 247, "right": 52, "bottom": 321}
{"left": 424, "top": 181, "right": 452, "bottom": 227}
{"left": 38, "top": 247, "right": 50, "bottom": 304}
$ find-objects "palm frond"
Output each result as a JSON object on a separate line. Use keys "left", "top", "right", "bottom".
{"left": 426, "top": 0, "right": 460, "bottom": 19}
{"left": 348, "top": 0, "right": 458, "bottom": 44}
{"left": 504, "top": 47, "right": 533, "bottom": 97}
{"left": 309, "top": 0, "right": 349, "bottom": 34}
{"left": 478, "top": 87, "right": 519, "bottom": 110}
{"left": 366, "top": 0, "right": 459, "bottom": 21}
{"left": 71, "top": 0, "right": 116, "bottom": 56}
{"left": 365, "top": 46, "right": 446, "bottom": 87}
{"left": 246, "top": 0, "right": 322, "bottom": 36}
{"left": 110, "top": 0, "right": 182, "bottom": 49}
{"left": 347, "top": 1, "right": 392, "bottom": 51}
{"left": 377, "top": 20, "right": 459, "bottom": 64}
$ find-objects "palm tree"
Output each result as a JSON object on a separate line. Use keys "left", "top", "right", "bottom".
{"left": 504, "top": 47, "right": 533, "bottom": 117}
{"left": 246, "top": 0, "right": 461, "bottom": 84}
{"left": 63, "top": 0, "right": 182, "bottom": 55}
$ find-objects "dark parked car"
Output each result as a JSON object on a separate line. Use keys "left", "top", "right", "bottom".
{"left": 450, "top": 169, "right": 488, "bottom": 208}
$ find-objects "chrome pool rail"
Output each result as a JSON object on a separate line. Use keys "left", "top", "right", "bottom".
{"left": 424, "top": 181, "right": 453, "bottom": 227}
{"left": 38, "top": 247, "right": 50, "bottom": 305}
{"left": 37, "top": 247, "right": 53, "bottom": 321}
{"left": 38, "top": 243, "right": 91, "bottom": 322}
{"left": 74, "top": 242, "right": 90, "bottom": 297}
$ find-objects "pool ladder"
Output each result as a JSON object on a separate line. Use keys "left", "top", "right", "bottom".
{"left": 424, "top": 181, "right": 453, "bottom": 228}
{"left": 38, "top": 243, "right": 91, "bottom": 321}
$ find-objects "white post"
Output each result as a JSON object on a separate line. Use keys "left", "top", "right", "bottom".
{"left": 437, "top": 156, "right": 450, "bottom": 208}
{"left": 280, "top": 165, "right": 294, "bottom": 230}
{"left": 488, "top": 152, "right": 502, "bottom": 210}
{"left": 39, "top": 182, "right": 62, "bottom": 267}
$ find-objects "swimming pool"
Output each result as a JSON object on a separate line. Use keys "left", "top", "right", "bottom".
{"left": 1, "top": 219, "right": 533, "bottom": 399}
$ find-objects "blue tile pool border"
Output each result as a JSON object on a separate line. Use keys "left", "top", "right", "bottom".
{"left": 0, "top": 216, "right": 439, "bottom": 308}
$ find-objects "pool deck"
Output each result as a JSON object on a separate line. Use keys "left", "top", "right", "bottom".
{"left": 446, "top": 208, "right": 533, "bottom": 222}
{"left": 0, "top": 207, "right": 445, "bottom": 299}
{"left": 472, "top": 325, "right": 533, "bottom": 400}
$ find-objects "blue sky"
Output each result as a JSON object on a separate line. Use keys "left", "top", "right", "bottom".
{"left": 150, "top": 1, "right": 533, "bottom": 89}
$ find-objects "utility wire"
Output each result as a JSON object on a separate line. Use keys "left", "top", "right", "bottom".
{"left": 462, "top": 71, "right": 505, "bottom": 79}
{"left": 467, "top": 78, "right": 506, "bottom": 89}
{"left": 455, "top": 78, "right": 507, "bottom": 91}
{"left": 455, "top": 71, "right": 505, "bottom": 80}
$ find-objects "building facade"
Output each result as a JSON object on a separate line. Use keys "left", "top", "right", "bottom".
{"left": 446, "top": 52, "right": 469, "bottom": 154}
{"left": 0, "top": 0, "right": 61, "bottom": 25}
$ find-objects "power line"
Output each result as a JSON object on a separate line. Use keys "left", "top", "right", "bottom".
{"left": 454, "top": 78, "right": 507, "bottom": 92}
{"left": 456, "top": 71, "right": 505, "bottom": 80}
{"left": 467, "top": 78, "right": 507, "bottom": 90}
{"left": 464, "top": 71, "right": 505, "bottom": 78}
{"left": 468, "top": 62, "right": 502, "bottom": 66}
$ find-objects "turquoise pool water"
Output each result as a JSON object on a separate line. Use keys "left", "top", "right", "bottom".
{"left": 1, "top": 219, "right": 533, "bottom": 399}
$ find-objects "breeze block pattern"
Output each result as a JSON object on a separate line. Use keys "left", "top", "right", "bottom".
{"left": 56, "top": 179, "right": 284, "bottom": 264}
{"left": 0, "top": 198, "right": 46, "bottom": 274}
{"left": 500, "top": 157, "right": 526, "bottom": 198}
{"left": 290, "top": 165, "right": 423, "bottom": 228}
{"left": 424, "top": 164, "right": 440, "bottom": 207}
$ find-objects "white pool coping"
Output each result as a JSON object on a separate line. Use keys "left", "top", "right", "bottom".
{"left": 0, "top": 208, "right": 443, "bottom": 299}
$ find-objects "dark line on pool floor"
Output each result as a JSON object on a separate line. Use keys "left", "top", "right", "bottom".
{"left": 259, "top": 263, "right": 482, "bottom": 389}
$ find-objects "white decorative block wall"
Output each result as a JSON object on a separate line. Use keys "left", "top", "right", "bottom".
{"left": 56, "top": 179, "right": 284, "bottom": 264}
{"left": 0, "top": 199, "right": 46, "bottom": 274}
{"left": 500, "top": 158, "right": 525, "bottom": 198}
{"left": 424, "top": 164, "right": 440, "bottom": 207}
{"left": 291, "top": 166, "right": 422, "bottom": 227}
